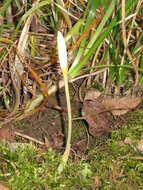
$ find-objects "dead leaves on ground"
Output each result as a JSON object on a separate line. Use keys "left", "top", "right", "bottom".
{"left": 82, "top": 89, "right": 110, "bottom": 137}
{"left": 103, "top": 96, "right": 142, "bottom": 116}
{"left": 82, "top": 89, "right": 142, "bottom": 137}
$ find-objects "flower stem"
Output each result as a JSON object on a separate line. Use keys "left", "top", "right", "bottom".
{"left": 58, "top": 73, "right": 72, "bottom": 174}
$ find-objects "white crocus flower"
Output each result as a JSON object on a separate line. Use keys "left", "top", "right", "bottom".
{"left": 57, "top": 31, "right": 68, "bottom": 73}
{"left": 57, "top": 31, "right": 72, "bottom": 174}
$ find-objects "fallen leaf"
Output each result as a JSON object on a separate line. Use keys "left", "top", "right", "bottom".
{"left": 103, "top": 96, "right": 142, "bottom": 116}
{"left": 82, "top": 89, "right": 142, "bottom": 137}
{"left": 84, "top": 88, "right": 101, "bottom": 101}
{"left": 84, "top": 112, "right": 110, "bottom": 137}
{"left": 82, "top": 89, "right": 110, "bottom": 137}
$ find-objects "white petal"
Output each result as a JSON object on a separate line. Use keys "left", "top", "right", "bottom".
{"left": 57, "top": 31, "right": 67, "bottom": 70}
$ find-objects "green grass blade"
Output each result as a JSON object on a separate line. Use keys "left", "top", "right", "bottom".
{"left": 65, "top": 19, "right": 84, "bottom": 42}
{"left": 85, "top": 0, "right": 117, "bottom": 54}
{"left": 14, "top": 0, "right": 21, "bottom": 10}
{"left": 108, "top": 44, "right": 119, "bottom": 81}
{"left": 139, "top": 53, "right": 143, "bottom": 86}
{"left": 12, "top": 0, "right": 51, "bottom": 39}
{"left": 0, "top": 0, "right": 12, "bottom": 17}
{"left": 69, "top": 0, "right": 100, "bottom": 72}
{"left": 69, "top": 16, "right": 117, "bottom": 78}
{"left": 56, "top": 0, "right": 72, "bottom": 29}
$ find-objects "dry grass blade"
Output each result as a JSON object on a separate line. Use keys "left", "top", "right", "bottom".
{"left": 16, "top": 48, "right": 48, "bottom": 98}
{"left": 70, "top": 18, "right": 97, "bottom": 52}
{"left": 121, "top": 0, "right": 139, "bottom": 89}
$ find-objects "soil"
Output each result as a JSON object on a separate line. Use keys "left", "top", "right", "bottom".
{"left": 12, "top": 82, "right": 88, "bottom": 155}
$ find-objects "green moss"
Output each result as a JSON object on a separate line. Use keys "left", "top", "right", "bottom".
{"left": 0, "top": 110, "right": 143, "bottom": 189}
{"left": 72, "top": 120, "right": 87, "bottom": 142}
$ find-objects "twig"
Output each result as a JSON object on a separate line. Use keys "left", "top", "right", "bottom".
{"left": 71, "top": 69, "right": 107, "bottom": 82}
{"left": 15, "top": 131, "right": 44, "bottom": 145}
{"left": 131, "top": 156, "right": 143, "bottom": 161}
{"left": 72, "top": 117, "right": 84, "bottom": 121}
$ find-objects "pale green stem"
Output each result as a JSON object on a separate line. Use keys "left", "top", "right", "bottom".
{"left": 58, "top": 73, "right": 72, "bottom": 174}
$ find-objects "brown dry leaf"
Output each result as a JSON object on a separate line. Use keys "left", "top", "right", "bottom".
{"left": 0, "top": 182, "right": 10, "bottom": 190}
{"left": 84, "top": 88, "right": 101, "bottom": 101}
{"left": 82, "top": 89, "right": 110, "bottom": 137}
{"left": 82, "top": 89, "right": 142, "bottom": 137}
{"left": 102, "top": 96, "right": 142, "bottom": 116}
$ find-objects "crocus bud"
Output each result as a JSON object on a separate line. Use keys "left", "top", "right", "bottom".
{"left": 57, "top": 31, "right": 68, "bottom": 73}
